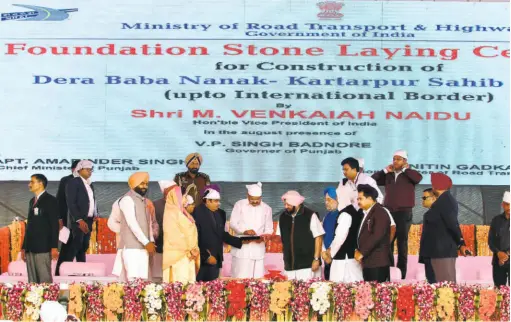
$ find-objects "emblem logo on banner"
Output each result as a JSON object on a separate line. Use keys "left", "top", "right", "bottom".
{"left": 317, "top": 1, "right": 344, "bottom": 20}
{"left": 1, "top": 4, "right": 78, "bottom": 21}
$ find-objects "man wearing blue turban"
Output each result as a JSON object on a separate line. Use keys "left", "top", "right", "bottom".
{"left": 321, "top": 187, "right": 339, "bottom": 280}
{"left": 321, "top": 185, "right": 364, "bottom": 283}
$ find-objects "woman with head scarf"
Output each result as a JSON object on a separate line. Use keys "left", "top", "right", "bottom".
{"left": 162, "top": 182, "right": 200, "bottom": 283}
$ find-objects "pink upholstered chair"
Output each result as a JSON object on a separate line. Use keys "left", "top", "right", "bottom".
{"left": 221, "top": 254, "right": 232, "bottom": 277}
{"left": 390, "top": 267, "right": 402, "bottom": 282}
{"left": 59, "top": 262, "right": 106, "bottom": 277}
{"left": 8, "top": 260, "right": 27, "bottom": 276}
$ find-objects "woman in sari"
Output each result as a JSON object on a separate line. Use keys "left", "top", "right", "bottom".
{"left": 162, "top": 184, "right": 200, "bottom": 283}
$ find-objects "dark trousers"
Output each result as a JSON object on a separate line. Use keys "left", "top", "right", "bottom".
{"left": 493, "top": 262, "right": 510, "bottom": 287}
{"left": 196, "top": 264, "right": 220, "bottom": 282}
{"left": 363, "top": 266, "right": 390, "bottom": 282}
{"left": 431, "top": 258, "right": 456, "bottom": 283}
{"left": 324, "top": 263, "right": 331, "bottom": 280}
{"left": 422, "top": 258, "right": 437, "bottom": 284}
{"left": 390, "top": 210, "right": 412, "bottom": 277}
{"left": 55, "top": 218, "right": 93, "bottom": 275}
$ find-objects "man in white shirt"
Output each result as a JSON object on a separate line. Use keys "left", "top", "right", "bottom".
{"left": 114, "top": 172, "right": 156, "bottom": 281}
{"left": 228, "top": 182, "right": 273, "bottom": 278}
{"left": 274, "top": 191, "right": 325, "bottom": 280}
{"left": 357, "top": 157, "right": 365, "bottom": 173}
{"left": 337, "top": 157, "right": 383, "bottom": 209}
{"left": 337, "top": 157, "right": 396, "bottom": 262}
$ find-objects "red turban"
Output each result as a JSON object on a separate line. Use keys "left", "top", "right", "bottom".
{"left": 431, "top": 173, "right": 452, "bottom": 190}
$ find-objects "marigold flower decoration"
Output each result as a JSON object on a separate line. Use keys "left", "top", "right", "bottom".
{"left": 67, "top": 283, "right": 84, "bottom": 319}
{"left": 102, "top": 283, "right": 124, "bottom": 321}
{"left": 269, "top": 281, "right": 292, "bottom": 319}
{"left": 479, "top": 288, "right": 497, "bottom": 321}
{"left": 396, "top": 285, "right": 415, "bottom": 321}
{"left": 226, "top": 280, "right": 247, "bottom": 320}
{"left": 436, "top": 284, "right": 455, "bottom": 321}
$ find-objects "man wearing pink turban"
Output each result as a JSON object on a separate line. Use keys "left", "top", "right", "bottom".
{"left": 419, "top": 173, "right": 469, "bottom": 283}
{"left": 274, "top": 191, "right": 325, "bottom": 280}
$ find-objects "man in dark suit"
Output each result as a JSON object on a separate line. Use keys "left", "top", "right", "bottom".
{"left": 21, "top": 174, "right": 59, "bottom": 283}
{"left": 56, "top": 160, "right": 80, "bottom": 230}
{"left": 419, "top": 188, "right": 438, "bottom": 283}
{"left": 419, "top": 173, "right": 469, "bottom": 283}
{"left": 355, "top": 184, "right": 391, "bottom": 282}
{"left": 372, "top": 150, "right": 423, "bottom": 279}
{"left": 193, "top": 186, "right": 243, "bottom": 281}
{"left": 56, "top": 160, "right": 98, "bottom": 275}
{"left": 488, "top": 191, "right": 510, "bottom": 286}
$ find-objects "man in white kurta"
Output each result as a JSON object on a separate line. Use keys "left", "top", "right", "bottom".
{"left": 325, "top": 186, "right": 364, "bottom": 282}
{"left": 229, "top": 182, "right": 274, "bottom": 278}
{"left": 275, "top": 191, "right": 325, "bottom": 280}
{"left": 110, "top": 172, "right": 156, "bottom": 281}
{"left": 107, "top": 197, "right": 126, "bottom": 281}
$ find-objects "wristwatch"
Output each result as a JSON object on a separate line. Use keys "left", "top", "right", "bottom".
{"left": 313, "top": 257, "right": 320, "bottom": 261}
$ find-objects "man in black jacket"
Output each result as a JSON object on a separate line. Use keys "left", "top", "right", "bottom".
{"left": 193, "top": 187, "right": 243, "bottom": 281}
{"left": 276, "top": 190, "right": 325, "bottom": 280}
{"left": 488, "top": 191, "right": 510, "bottom": 286}
{"left": 56, "top": 160, "right": 98, "bottom": 275}
{"left": 56, "top": 160, "right": 80, "bottom": 229}
{"left": 419, "top": 173, "right": 469, "bottom": 283}
{"left": 22, "top": 174, "right": 59, "bottom": 283}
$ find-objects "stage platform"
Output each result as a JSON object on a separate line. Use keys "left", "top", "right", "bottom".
{"left": 0, "top": 254, "right": 494, "bottom": 286}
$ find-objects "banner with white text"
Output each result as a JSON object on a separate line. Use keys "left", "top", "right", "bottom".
{"left": 0, "top": 0, "right": 509, "bottom": 184}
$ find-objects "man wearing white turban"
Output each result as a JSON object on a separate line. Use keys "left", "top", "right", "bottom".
{"left": 40, "top": 301, "right": 68, "bottom": 322}
{"left": 56, "top": 160, "right": 98, "bottom": 276}
{"left": 228, "top": 182, "right": 274, "bottom": 278}
{"left": 274, "top": 191, "right": 325, "bottom": 280}
{"left": 195, "top": 186, "right": 244, "bottom": 281}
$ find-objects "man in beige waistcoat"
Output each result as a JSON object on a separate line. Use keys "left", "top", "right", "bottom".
{"left": 112, "top": 172, "right": 156, "bottom": 281}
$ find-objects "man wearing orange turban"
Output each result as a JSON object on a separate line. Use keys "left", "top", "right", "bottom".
{"left": 112, "top": 172, "right": 156, "bottom": 281}
{"left": 173, "top": 152, "right": 211, "bottom": 206}
{"left": 419, "top": 173, "right": 469, "bottom": 283}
